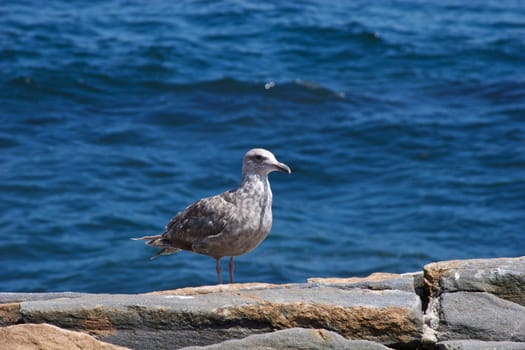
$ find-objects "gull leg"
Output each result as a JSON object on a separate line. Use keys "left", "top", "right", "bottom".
{"left": 229, "top": 256, "right": 234, "bottom": 284}
{"left": 215, "top": 258, "right": 222, "bottom": 284}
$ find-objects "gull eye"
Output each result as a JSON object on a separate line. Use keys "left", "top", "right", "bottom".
{"left": 253, "top": 155, "right": 264, "bottom": 161}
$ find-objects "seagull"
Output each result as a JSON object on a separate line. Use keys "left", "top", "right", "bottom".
{"left": 133, "top": 148, "right": 291, "bottom": 284}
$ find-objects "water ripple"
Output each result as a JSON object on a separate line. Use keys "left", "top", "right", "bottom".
{"left": 1, "top": 0, "right": 524, "bottom": 292}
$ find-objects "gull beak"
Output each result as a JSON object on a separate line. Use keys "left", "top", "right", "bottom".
{"left": 274, "top": 161, "right": 291, "bottom": 174}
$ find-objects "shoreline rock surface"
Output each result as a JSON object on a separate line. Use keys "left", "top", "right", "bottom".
{"left": 1, "top": 256, "right": 523, "bottom": 350}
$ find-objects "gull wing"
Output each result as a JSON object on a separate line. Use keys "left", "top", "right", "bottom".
{"left": 163, "top": 191, "right": 236, "bottom": 249}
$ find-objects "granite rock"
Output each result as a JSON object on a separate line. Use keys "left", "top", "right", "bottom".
{"left": 14, "top": 283, "right": 422, "bottom": 349}
{"left": 422, "top": 257, "right": 525, "bottom": 346}
{"left": 4, "top": 256, "right": 524, "bottom": 350}
{"left": 0, "top": 302, "right": 22, "bottom": 326}
{"left": 424, "top": 256, "right": 525, "bottom": 305}
{"left": 438, "top": 291, "right": 525, "bottom": 342}
{"left": 0, "top": 292, "right": 86, "bottom": 304}
{"left": 308, "top": 272, "right": 424, "bottom": 294}
{"left": 436, "top": 340, "right": 525, "bottom": 350}
{"left": 0, "top": 323, "right": 130, "bottom": 350}
{"left": 180, "top": 327, "right": 394, "bottom": 349}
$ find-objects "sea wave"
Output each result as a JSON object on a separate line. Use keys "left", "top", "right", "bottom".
{"left": 1, "top": 0, "right": 524, "bottom": 292}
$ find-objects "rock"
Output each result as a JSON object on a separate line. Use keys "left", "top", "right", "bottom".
{"left": 0, "top": 303, "right": 22, "bottom": 326}
{"left": 14, "top": 283, "right": 422, "bottom": 349}
{"left": 0, "top": 292, "right": 86, "bottom": 304}
{"left": 180, "top": 327, "right": 394, "bottom": 349}
{"left": 424, "top": 257, "right": 525, "bottom": 305}
{"left": 0, "top": 323, "right": 130, "bottom": 350}
{"left": 3, "top": 257, "right": 525, "bottom": 350}
{"left": 421, "top": 296, "right": 439, "bottom": 348}
{"left": 0, "top": 293, "right": 86, "bottom": 327}
{"left": 423, "top": 257, "right": 525, "bottom": 346}
{"left": 147, "top": 282, "right": 288, "bottom": 296}
{"left": 436, "top": 340, "right": 525, "bottom": 350}
{"left": 308, "top": 272, "right": 424, "bottom": 294}
{"left": 438, "top": 292, "right": 525, "bottom": 342}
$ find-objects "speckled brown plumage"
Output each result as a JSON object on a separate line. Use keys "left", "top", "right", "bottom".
{"left": 133, "top": 148, "right": 291, "bottom": 284}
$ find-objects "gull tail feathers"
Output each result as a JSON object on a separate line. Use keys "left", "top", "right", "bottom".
{"left": 150, "top": 247, "right": 180, "bottom": 260}
{"left": 132, "top": 234, "right": 165, "bottom": 246}
{"left": 132, "top": 234, "right": 181, "bottom": 259}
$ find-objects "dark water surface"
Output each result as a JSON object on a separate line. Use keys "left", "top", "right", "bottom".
{"left": 1, "top": 0, "right": 524, "bottom": 292}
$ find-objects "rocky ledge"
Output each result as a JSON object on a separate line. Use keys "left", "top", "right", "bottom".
{"left": 1, "top": 256, "right": 524, "bottom": 350}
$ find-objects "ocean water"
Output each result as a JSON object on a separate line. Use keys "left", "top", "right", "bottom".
{"left": 1, "top": 0, "right": 524, "bottom": 293}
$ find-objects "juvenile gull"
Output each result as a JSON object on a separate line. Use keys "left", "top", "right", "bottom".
{"left": 133, "top": 148, "right": 291, "bottom": 284}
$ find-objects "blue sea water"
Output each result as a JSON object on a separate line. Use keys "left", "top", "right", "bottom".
{"left": 1, "top": 0, "right": 524, "bottom": 293}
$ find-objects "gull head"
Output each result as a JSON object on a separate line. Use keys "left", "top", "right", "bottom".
{"left": 242, "top": 148, "right": 291, "bottom": 177}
